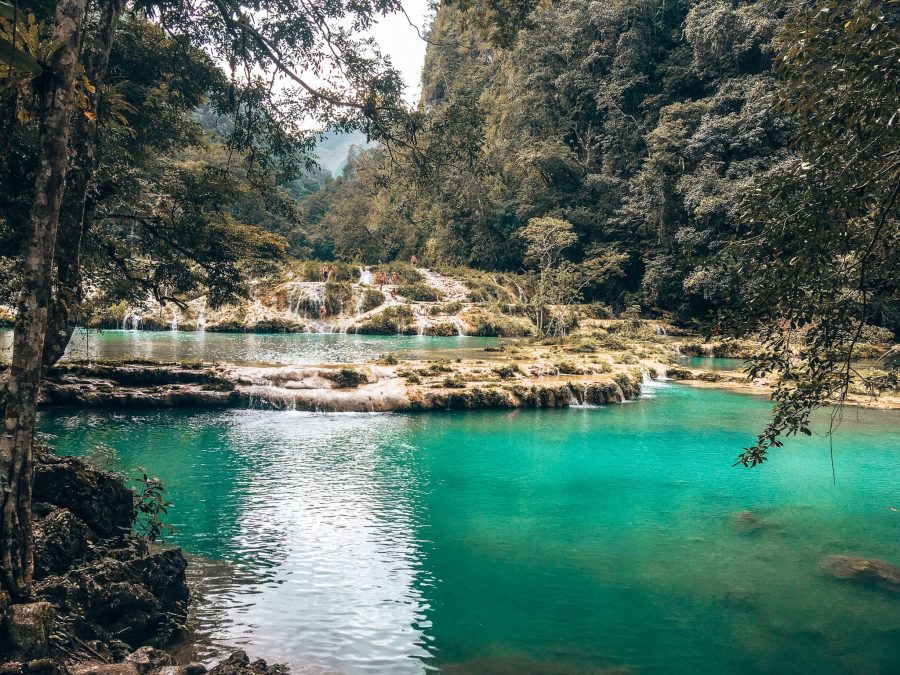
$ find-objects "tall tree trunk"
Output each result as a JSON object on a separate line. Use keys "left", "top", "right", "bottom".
{"left": 43, "top": 0, "right": 123, "bottom": 368}
{"left": 0, "top": 0, "right": 86, "bottom": 601}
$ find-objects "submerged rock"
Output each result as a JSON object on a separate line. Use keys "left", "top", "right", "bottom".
{"left": 820, "top": 555, "right": 900, "bottom": 592}
{"left": 731, "top": 510, "right": 773, "bottom": 534}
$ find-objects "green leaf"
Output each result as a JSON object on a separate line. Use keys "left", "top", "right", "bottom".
{"left": 0, "top": 1, "right": 20, "bottom": 22}
{"left": 0, "top": 35, "right": 40, "bottom": 75}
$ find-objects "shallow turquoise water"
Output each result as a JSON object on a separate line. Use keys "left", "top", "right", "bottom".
{"left": 676, "top": 356, "right": 747, "bottom": 371}
{"left": 0, "top": 329, "right": 498, "bottom": 365}
{"left": 38, "top": 384, "right": 900, "bottom": 674}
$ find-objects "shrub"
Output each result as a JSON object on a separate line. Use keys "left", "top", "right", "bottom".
{"left": 372, "top": 262, "right": 423, "bottom": 284}
{"left": 462, "top": 309, "right": 531, "bottom": 337}
{"left": 442, "top": 374, "right": 467, "bottom": 388}
{"left": 398, "top": 369, "right": 423, "bottom": 384}
{"left": 493, "top": 363, "right": 523, "bottom": 379}
{"left": 398, "top": 283, "right": 441, "bottom": 302}
{"left": 361, "top": 289, "right": 385, "bottom": 313}
{"left": 296, "top": 259, "right": 356, "bottom": 282}
{"left": 324, "top": 282, "right": 353, "bottom": 316}
{"left": 357, "top": 306, "right": 414, "bottom": 334}
{"left": 132, "top": 468, "right": 173, "bottom": 544}
{"left": 554, "top": 360, "right": 588, "bottom": 375}
{"left": 328, "top": 368, "right": 368, "bottom": 388}
{"left": 566, "top": 339, "right": 598, "bottom": 354}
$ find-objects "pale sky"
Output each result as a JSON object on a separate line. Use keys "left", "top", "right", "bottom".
{"left": 369, "top": 0, "right": 432, "bottom": 105}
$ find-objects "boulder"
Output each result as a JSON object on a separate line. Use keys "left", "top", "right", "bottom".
{"left": 123, "top": 647, "right": 175, "bottom": 674}
{"left": 209, "top": 652, "right": 289, "bottom": 675}
{"left": 36, "top": 549, "right": 189, "bottom": 649}
{"left": 0, "top": 658, "right": 65, "bottom": 675}
{"left": 2, "top": 602, "right": 56, "bottom": 660}
{"left": 33, "top": 451, "right": 133, "bottom": 539}
{"left": 820, "top": 555, "right": 900, "bottom": 592}
{"left": 33, "top": 508, "right": 94, "bottom": 579}
{"left": 157, "top": 665, "right": 207, "bottom": 675}
{"left": 69, "top": 664, "right": 141, "bottom": 675}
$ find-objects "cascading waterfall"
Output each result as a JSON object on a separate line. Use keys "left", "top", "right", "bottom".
{"left": 122, "top": 310, "right": 142, "bottom": 331}
{"left": 359, "top": 267, "right": 373, "bottom": 285}
{"left": 413, "top": 305, "right": 427, "bottom": 336}
{"left": 196, "top": 300, "right": 206, "bottom": 332}
{"left": 286, "top": 283, "right": 327, "bottom": 329}
{"left": 171, "top": 307, "right": 179, "bottom": 332}
{"left": 451, "top": 316, "right": 467, "bottom": 337}
{"left": 514, "top": 282, "right": 526, "bottom": 302}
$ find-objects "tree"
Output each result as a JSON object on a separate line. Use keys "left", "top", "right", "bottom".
{"left": 0, "top": 0, "right": 408, "bottom": 600}
{"left": 0, "top": 0, "right": 86, "bottom": 601}
{"left": 727, "top": 0, "right": 900, "bottom": 467}
{"left": 519, "top": 217, "right": 626, "bottom": 336}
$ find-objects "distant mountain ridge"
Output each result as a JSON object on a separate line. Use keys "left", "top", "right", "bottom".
{"left": 314, "top": 130, "right": 371, "bottom": 175}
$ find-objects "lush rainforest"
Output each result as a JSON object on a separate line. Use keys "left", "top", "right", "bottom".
{"left": 301, "top": 0, "right": 793, "bottom": 318}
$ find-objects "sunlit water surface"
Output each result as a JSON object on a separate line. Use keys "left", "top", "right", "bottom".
{"left": 0, "top": 329, "right": 498, "bottom": 365}
{"left": 38, "top": 384, "right": 900, "bottom": 674}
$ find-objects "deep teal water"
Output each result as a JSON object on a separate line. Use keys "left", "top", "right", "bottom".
{"left": 38, "top": 384, "right": 900, "bottom": 674}
{"left": 0, "top": 329, "right": 498, "bottom": 365}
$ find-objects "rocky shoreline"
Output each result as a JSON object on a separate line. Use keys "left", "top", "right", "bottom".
{"left": 30, "top": 360, "right": 646, "bottom": 413}
{"left": 0, "top": 451, "right": 286, "bottom": 675}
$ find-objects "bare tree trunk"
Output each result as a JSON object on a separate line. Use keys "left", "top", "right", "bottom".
{"left": 0, "top": 0, "right": 86, "bottom": 601}
{"left": 44, "top": 0, "right": 123, "bottom": 368}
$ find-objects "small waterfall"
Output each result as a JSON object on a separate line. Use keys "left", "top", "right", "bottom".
{"left": 451, "top": 316, "right": 467, "bottom": 336}
{"left": 514, "top": 282, "right": 526, "bottom": 302}
{"left": 355, "top": 294, "right": 364, "bottom": 317}
{"left": 568, "top": 383, "right": 599, "bottom": 409}
{"left": 413, "top": 305, "right": 427, "bottom": 336}
{"left": 196, "top": 300, "right": 206, "bottom": 332}
{"left": 122, "top": 310, "right": 142, "bottom": 331}
{"left": 359, "top": 267, "right": 373, "bottom": 285}
{"left": 170, "top": 307, "right": 179, "bottom": 332}
{"left": 640, "top": 371, "right": 668, "bottom": 399}
{"left": 286, "top": 283, "right": 325, "bottom": 321}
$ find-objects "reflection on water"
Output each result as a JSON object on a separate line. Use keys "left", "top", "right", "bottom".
{"left": 675, "top": 356, "right": 747, "bottom": 371}
{"left": 38, "top": 386, "right": 900, "bottom": 674}
{"left": 0, "top": 328, "right": 499, "bottom": 365}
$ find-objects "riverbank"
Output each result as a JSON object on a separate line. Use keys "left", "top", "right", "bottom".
{"left": 29, "top": 359, "right": 646, "bottom": 413}
{"left": 0, "top": 450, "right": 287, "bottom": 675}
{"left": 4, "top": 320, "right": 896, "bottom": 412}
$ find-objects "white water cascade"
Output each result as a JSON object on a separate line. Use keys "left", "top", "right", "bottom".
{"left": 413, "top": 305, "right": 427, "bottom": 337}
{"left": 195, "top": 298, "right": 207, "bottom": 332}
{"left": 451, "top": 316, "right": 467, "bottom": 337}
{"left": 122, "top": 310, "right": 142, "bottom": 331}
{"left": 359, "top": 267, "right": 373, "bottom": 285}
{"left": 170, "top": 307, "right": 179, "bottom": 331}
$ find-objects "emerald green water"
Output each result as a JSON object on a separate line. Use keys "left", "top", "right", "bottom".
{"left": 0, "top": 329, "right": 498, "bottom": 365}
{"left": 38, "top": 384, "right": 900, "bottom": 673}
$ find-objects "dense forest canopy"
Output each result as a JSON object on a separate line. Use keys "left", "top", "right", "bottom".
{"left": 301, "top": 0, "right": 794, "bottom": 316}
